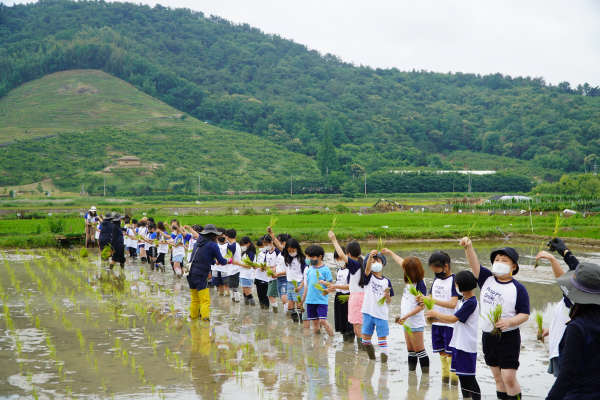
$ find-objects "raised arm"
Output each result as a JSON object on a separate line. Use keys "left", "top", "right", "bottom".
{"left": 381, "top": 248, "right": 403, "bottom": 265}
{"left": 364, "top": 250, "right": 377, "bottom": 276}
{"left": 267, "top": 227, "right": 284, "bottom": 252}
{"left": 460, "top": 237, "right": 481, "bottom": 279}
{"left": 536, "top": 251, "right": 566, "bottom": 278}
{"left": 328, "top": 231, "right": 349, "bottom": 263}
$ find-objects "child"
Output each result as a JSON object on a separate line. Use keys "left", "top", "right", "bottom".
{"left": 239, "top": 236, "right": 257, "bottom": 306}
{"left": 384, "top": 250, "right": 429, "bottom": 371}
{"left": 424, "top": 251, "right": 460, "bottom": 384}
{"left": 126, "top": 219, "right": 138, "bottom": 259}
{"left": 460, "top": 237, "right": 529, "bottom": 400}
{"left": 155, "top": 221, "right": 172, "bottom": 272}
{"left": 361, "top": 250, "right": 394, "bottom": 362}
{"left": 261, "top": 235, "right": 281, "bottom": 313}
{"left": 145, "top": 222, "right": 158, "bottom": 270}
{"left": 328, "top": 231, "right": 366, "bottom": 351}
{"left": 171, "top": 225, "right": 186, "bottom": 276}
{"left": 426, "top": 270, "right": 481, "bottom": 400}
{"left": 535, "top": 237, "right": 577, "bottom": 378}
{"left": 268, "top": 229, "right": 289, "bottom": 313}
{"left": 283, "top": 239, "right": 307, "bottom": 321}
{"left": 225, "top": 229, "right": 242, "bottom": 303}
{"left": 300, "top": 245, "right": 334, "bottom": 336}
{"left": 137, "top": 218, "right": 148, "bottom": 262}
{"left": 212, "top": 228, "right": 229, "bottom": 295}
{"left": 254, "top": 238, "right": 271, "bottom": 309}
{"left": 329, "top": 248, "right": 354, "bottom": 342}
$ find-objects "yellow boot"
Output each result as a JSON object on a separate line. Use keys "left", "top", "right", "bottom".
{"left": 440, "top": 354, "right": 450, "bottom": 384}
{"left": 189, "top": 289, "right": 200, "bottom": 320}
{"left": 198, "top": 288, "right": 211, "bottom": 321}
{"left": 448, "top": 356, "right": 458, "bottom": 386}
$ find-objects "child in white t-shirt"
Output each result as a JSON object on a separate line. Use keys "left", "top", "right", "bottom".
{"left": 426, "top": 270, "right": 481, "bottom": 400}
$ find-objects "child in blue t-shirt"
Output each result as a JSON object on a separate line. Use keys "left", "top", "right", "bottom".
{"left": 300, "top": 245, "right": 334, "bottom": 336}
{"left": 427, "top": 270, "right": 481, "bottom": 400}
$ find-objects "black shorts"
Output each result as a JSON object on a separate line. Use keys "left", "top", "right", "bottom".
{"left": 147, "top": 247, "right": 157, "bottom": 258}
{"left": 228, "top": 272, "right": 240, "bottom": 289}
{"left": 111, "top": 246, "right": 126, "bottom": 264}
{"left": 482, "top": 329, "right": 521, "bottom": 370}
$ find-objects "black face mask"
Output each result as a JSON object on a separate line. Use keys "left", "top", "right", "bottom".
{"left": 218, "top": 237, "right": 226, "bottom": 243}
{"left": 434, "top": 271, "right": 446, "bottom": 279}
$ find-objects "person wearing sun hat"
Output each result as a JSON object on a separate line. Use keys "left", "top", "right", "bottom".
{"left": 109, "top": 213, "right": 126, "bottom": 269}
{"left": 98, "top": 212, "right": 114, "bottom": 257}
{"left": 460, "top": 238, "right": 529, "bottom": 400}
{"left": 84, "top": 206, "right": 98, "bottom": 248}
{"left": 545, "top": 241, "right": 600, "bottom": 399}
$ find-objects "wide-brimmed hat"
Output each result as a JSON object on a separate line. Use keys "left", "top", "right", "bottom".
{"left": 199, "top": 224, "right": 220, "bottom": 235}
{"left": 104, "top": 212, "right": 114, "bottom": 220}
{"left": 90, "top": 206, "right": 97, "bottom": 212}
{"left": 490, "top": 247, "right": 520, "bottom": 275}
{"left": 112, "top": 213, "right": 122, "bottom": 221}
{"left": 557, "top": 262, "right": 600, "bottom": 305}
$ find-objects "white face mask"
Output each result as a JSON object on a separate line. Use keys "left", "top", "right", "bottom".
{"left": 492, "top": 262, "right": 512, "bottom": 276}
{"left": 241, "top": 246, "right": 248, "bottom": 252}
{"left": 371, "top": 262, "right": 383, "bottom": 273}
{"left": 261, "top": 247, "right": 269, "bottom": 252}
{"left": 288, "top": 252, "right": 297, "bottom": 257}
{"left": 455, "top": 286, "right": 463, "bottom": 296}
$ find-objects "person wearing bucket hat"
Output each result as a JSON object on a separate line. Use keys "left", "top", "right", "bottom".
{"left": 544, "top": 244, "right": 600, "bottom": 398}
{"left": 108, "top": 213, "right": 125, "bottom": 269}
{"left": 98, "top": 212, "right": 114, "bottom": 256}
{"left": 460, "top": 237, "right": 530, "bottom": 400}
{"left": 535, "top": 237, "right": 578, "bottom": 378}
{"left": 84, "top": 206, "right": 98, "bottom": 248}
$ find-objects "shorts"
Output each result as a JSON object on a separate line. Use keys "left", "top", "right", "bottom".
{"left": 267, "top": 280, "right": 279, "bottom": 297}
{"left": 172, "top": 254, "right": 184, "bottom": 263}
{"left": 451, "top": 349, "right": 477, "bottom": 375}
{"left": 139, "top": 244, "right": 145, "bottom": 248}
{"left": 307, "top": 304, "right": 328, "bottom": 320}
{"left": 212, "top": 271, "right": 229, "bottom": 286}
{"left": 547, "top": 356, "right": 560, "bottom": 377}
{"left": 348, "top": 292, "right": 365, "bottom": 324}
{"left": 432, "top": 325, "right": 455, "bottom": 354}
{"left": 361, "top": 313, "right": 389, "bottom": 337}
{"left": 287, "top": 282, "right": 304, "bottom": 303}
{"left": 482, "top": 329, "right": 521, "bottom": 370}
{"left": 147, "top": 247, "right": 157, "bottom": 258}
{"left": 187, "top": 273, "right": 209, "bottom": 291}
{"left": 240, "top": 278, "right": 254, "bottom": 288}
{"left": 228, "top": 272, "right": 240, "bottom": 289}
{"left": 111, "top": 246, "right": 125, "bottom": 264}
{"left": 407, "top": 326, "right": 425, "bottom": 332}
{"left": 277, "top": 277, "right": 288, "bottom": 298}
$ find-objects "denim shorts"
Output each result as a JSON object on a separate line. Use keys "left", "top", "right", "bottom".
{"left": 361, "top": 313, "right": 389, "bottom": 337}
{"left": 277, "top": 277, "right": 288, "bottom": 298}
{"left": 287, "top": 282, "right": 303, "bottom": 303}
{"left": 172, "top": 254, "right": 184, "bottom": 263}
{"left": 240, "top": 278, "right": 254, "bottom": 288}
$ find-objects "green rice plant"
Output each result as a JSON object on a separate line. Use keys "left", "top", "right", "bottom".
{"left": 337, "top": 294, "right": 350, "bottom": 304}
{"left": 402, "top": 323, "right": 414, "bottom": 338}
{"left": 376, "top": 237, "right": 385, "bottom": 253}
{"left": 467, "top": 221, "right": 477, "bottom": 238}
{"left": 80, "top": 248, "right": 89, "bottom": 258}
{"left": 484, "top": 304, "right": 503, "bottom": 338}
{"left": 534, "top": 241, "right": 545, "bottom": 268}
{"left": 376, "top": 287, "right": 391, "bottom": 307}
{"left": 242, "top": 255, "right": 259, "bottom": 268}
{"left": 270, "top": 217, "right": 278, "bottom": 229}
{"left": 422, "top": 296, "right": 436, "bottom": 324}
{"left": 553, "top": 213, "right": 563, "bottom": 238}
{"left": 101, "top": 244, "right": 112, "bottom": 259}
{"left": 331, "top": 215, "right": 340, "bottom": 231}
{"left": 405, "top": 276, "right": 420, "bottom": 297}
{"left": 531, "top": 310, "right": 544, "bottom": 343}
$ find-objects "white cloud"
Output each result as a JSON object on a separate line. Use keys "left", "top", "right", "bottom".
{"left": 5, "top": 0, "right": 600, "bottom": 86}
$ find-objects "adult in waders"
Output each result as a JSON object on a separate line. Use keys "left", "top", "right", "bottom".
{"left": 109, "top": 213, "right": 126, "bottom": 269}
{"left": 98, "top": 212, "right": 114, "bottom": 259}
{"left": 84, "top": 206, "right": 97, "bottom": 248}
{"left": 187, "top": 224, "right": 233, "bottom": 322}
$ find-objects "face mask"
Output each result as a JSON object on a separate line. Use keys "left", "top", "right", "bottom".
{"left": 289, "top": 252, "right": 297, "bottom": 257}
{"left": 434, "top": 271, "right": 446, "bottom": 279}
{"left": 455, "top": 286, "right": 463, "bottom": 296}
{"left": 218, "top": 237, "right": 226, "bottom": 243}
{"left": 492, "top": 262, "right": 512, "bottom": 276}
{"left": 310, "top": 258, "right": 319, "bottom": 266}
{"left": 241, "top": 246, "right": 248, "bottom": 252}
{"left": 371, "top": 262, "right": 383, "bottom": 273}
{"left": 261, "top": 247, "right": 269, "bottom": 252}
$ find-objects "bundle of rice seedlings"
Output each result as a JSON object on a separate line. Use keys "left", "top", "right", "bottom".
{"left": 338, "top": 294, "right": 350, "bottom": 304}
{"left": 266, "top": 268, "right": 274, "bottom": 278}
{"left": 258, "top": 262, "right": 267, "bottom": 271}
{"left": 534, "top": 241, "right": 545, "bottom": 268}
{"left": 331, "top": 215, "right": 340, "bottom": 231}
{"left": 467, "top": 221, "right": 477, "bottom": 238}
{"left": 101, "top": 244, "right": 112, "bottom": 260}
{"left": 242, "top": 256, "right": 259, "bottom": 268}
{"left": 484, "top": 304, "right": 503, "bottom": 338}
{"left": 531, "top": 311, "right": 544, "bottom": 342}
{"left": 270, "top": 217, "right": 278, "bottom": 229}
{"left": 422, "top": 296, "right": 436, "bottom": 324}
{"left": 403, "top": 323, "right": 414, "bottom": 338}
{"left": 80, "top": 248, "right": 89, "bottom": 258}
{"left": 553, "top": 213, "right": 563, "bottom": 239}
{"left": 405, "top": 276, "right": 420, "bottom": 297}
{"left": 376, "top": 287, "right": 391, "bottom": 306}
{"left": 376, "top": 237, "right": 385, "bottom": 253}
{"left": 226, "top": 250, "right": 233, "bottom": 259}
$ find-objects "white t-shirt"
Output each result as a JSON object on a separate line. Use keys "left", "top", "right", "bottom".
{"left": 548, "top": 298, "right": 571, "bottom": 359}
{"left": 212, "top": 243, "right": 229, "bottom": 273}
{"left": 86, "top": 213, "right": 96, "bottom": 225}
{"left": 285, "top": 256, "right": 304, "bottom": 283}
{"left": 158, "top": 233, "right": 169, "bottom": 254}
{"left": 334, "top": 267, "right": 351, "bottom": 294}
{"left": 347, "top": 258, "right": 365, "bottom": 294}
{"left": 186, "top": 237, "right": 197, "bottom": 262}
{"left": 361, "top": 274, "right": 394, "bottom": 321}
{"left": 172, "top": 234, "right": 186, "bottom": 257}
{"left": 94, "top": 218, "right": 100, "bottom": 239}
{"left": 477, "top": 266, "right": 530, "bottom": 333}
{"left": 146, "top": 231, "right": 155, "bottom": 249}
{"left": 137, "top": 227, "right": 147, "bottom": 246}
{"left": 449, "top": 296, "right": 479, "bottom": 353}
{"left": 400, "top": 280, "right": 427, "bottom": 329}
{"left": 276, "top": 254, "right": 286, "bottom": 275}
{"left": 255, "top": 250, "right": 270, "bottom": 282}
{"left": 431, "top": 274, "right": 461, "bottom": 327}
{"left": 228, "top": 242, "right": 242, "bottom": 276}
{"left": 240, "top": 251, "right": 256, "bottom": 280}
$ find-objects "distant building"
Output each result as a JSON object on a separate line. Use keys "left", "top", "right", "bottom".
{"left": 487, "top": 194, "right": 532, "bottom": 202}
{"left": 117, "top": 156, "right": 141, "bottom": 166}
{"left": 391, "top": 170, "right": 496, "bottom": 175}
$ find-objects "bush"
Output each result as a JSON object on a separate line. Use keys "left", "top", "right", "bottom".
{"left": 47, "top": 218, "right": 65, "bottom": 234}
{"left": 336, "top": 204, "right": 350, "bottom": 213}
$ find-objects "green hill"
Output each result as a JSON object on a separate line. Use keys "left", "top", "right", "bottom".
{"left": 1, "top": 0, "right": 599, "bottom": 189}
{"left": 0, "top": 69, "right": 196, "bottom": 142}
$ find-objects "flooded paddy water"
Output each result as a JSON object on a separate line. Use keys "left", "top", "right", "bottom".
{"left": 1, "top": 242, "right": 597, "bottom": 399}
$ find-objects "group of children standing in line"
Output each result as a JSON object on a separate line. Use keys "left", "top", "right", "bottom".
{"left": 84, "top": 207, "right": 592, "bottom": 400}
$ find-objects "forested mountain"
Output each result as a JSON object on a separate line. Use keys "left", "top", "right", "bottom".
{"left": 1, "top": 0, "right": 599, "bottom": 185}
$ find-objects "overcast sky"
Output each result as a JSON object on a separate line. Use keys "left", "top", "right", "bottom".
{"left": 6, "top": 0, "right": 600, "bottom": 86}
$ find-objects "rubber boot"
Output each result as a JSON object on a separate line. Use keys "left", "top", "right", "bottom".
{"left": 381, "top": 353, "right": 388, "bottom": 363}
{"left": 249, "top": 298, "right": 256, "bottom": 306}
{"left": 364, "top": 344, "right": 376, "bottom": 360}
{"left": 348, "top": 333, "right": 356, "bottom": 344}
{"left": 120, "top": 263, "right": 124, "bottom": 269}
{"left": 244, "top": 295, "right": 250, "bottom": 305}
{"left": 357, "top": 339, "right": 363, "bottom": 351}
{"left": 343, "top": 333, "right": 349, "bottom": 342}
{"left": 234, "top": 291, "right": 240, "bottom": 302}
{"left": 290, "top": 311, "right": 299, "bottom": 323}
{"left": 272, "top": 304, "right": 278, "bottom": 313}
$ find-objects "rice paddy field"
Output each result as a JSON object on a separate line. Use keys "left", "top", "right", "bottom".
{"left": 1, "top": 241, "right": 596, "bottom": 399}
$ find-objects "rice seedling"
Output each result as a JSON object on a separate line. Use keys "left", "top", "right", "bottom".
{"left": 100, "top": 244, "right": 112, "bottom": 260}
{"left": 422, "top": 296, "right": 436, "bottom": 324}
{"left": 467, "top": 221, "right": 477, "bottom": 238}
{"left": 553, "top": 213, "right": 563, "bottom": 238}
{"left": 405, "top": 276, "right": 420, "bottom": 297}
{"left": 534, "top": 241, "right": 545, "bottom": 268}
{"left": 337, "top": 294, "right": 350, "bottom": 304}
{"left": 331, "top": 215, "right": 340, "bottom": 231}
{"left": 484, "top": 304, "right": 503, "bottom": 338}
{"left": 531, "top": 310, "right": 544, "bottom": 343}
{"left": 375, "top": 237, "right": 385, "bottom": 253}
{"left": 242, "top": 255, "right": 260, "bottom": 268}
{"left": 80, "top": 248, "right": 89, "bottom": 258}
{"left": 402, "top": 323, "right": 414, "bottom": 338}
{"left": 270, "top": 217, "right": 278, "bottom": 229}
{"left": 376, "top": 288, "right": 390, "bottom": 307}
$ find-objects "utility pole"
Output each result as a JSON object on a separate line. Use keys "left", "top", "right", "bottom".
{"left": 594, "top": 162, "right": 598, "bottom": 176}
{"left": 290, "top": 174, "right": 293, "bottom": 196}
{"left": 103, "top": 176, "right": 106, "bottom": 196}
{"left": 468, "top": 173, "right": 472, "bottom": 194}
{"left": 82, "top": 184, "right": 84, "bottom": 196}
{"left": 199, "top": 174, "right": 201, "bottom": 195}
{"left": 364, "top": 172, "right": 367, "bottom": 197}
